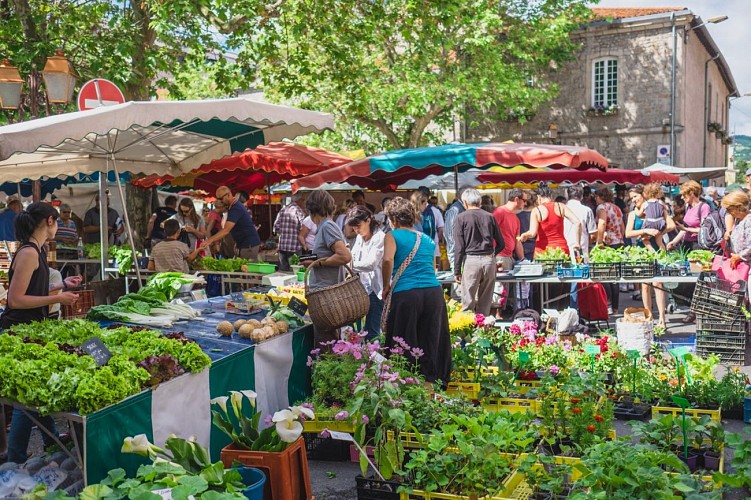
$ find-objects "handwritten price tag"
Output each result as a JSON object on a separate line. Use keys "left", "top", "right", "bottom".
{"left": 81, "top": 337, "right": 112, "bottom": 366}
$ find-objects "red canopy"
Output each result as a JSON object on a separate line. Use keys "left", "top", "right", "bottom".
{"left": 477, "top": 168, "right": 679, "bottom": 186}
{"left": 133, "top": 142, "right": 352, "bottom": 192}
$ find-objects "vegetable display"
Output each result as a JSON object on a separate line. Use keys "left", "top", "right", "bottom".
{"left": 0, "top": 319, "right": 210, "bottom": 414}
{"left": 194, "top": 257, "right": 251, "bottom": 272}
{"left": 589, "top": 245, "right": 623, "bottom": 264}
{"left": 687, "top": 249, "right": 715, "bottom": 267}
{"left": 534, "top": 247, "right": 569, "bottom": 261}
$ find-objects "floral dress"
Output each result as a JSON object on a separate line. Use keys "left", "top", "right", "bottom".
{"left": 730, "top": 214, "right": 751, "bottom": 262}
{"left": 597, "top": 202, "right": 624, "bottom": 246}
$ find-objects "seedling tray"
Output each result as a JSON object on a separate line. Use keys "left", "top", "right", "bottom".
{"left": 534, "top": 258, "right": 566, "bottom": 275}
{"left": 481, "top": 397, "right": 539, "bottom": 414}
{"left": 446, "top": 381, "right": 480, "bottom": 400}
{"left": 589, "top": 262, "right": 621, "bottom": 280}
{"left": 621, "top": 260, "right": 656, "bottom": 279}
{"left": 651, "top": 405, "right": 721, "bottom": 422}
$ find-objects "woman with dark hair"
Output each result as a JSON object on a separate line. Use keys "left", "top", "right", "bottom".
{"left": 382, "top": 197, "right": 450, "bottom": 385}
{"left": 302, "top": 189, "right": 352, "bottom": 346}
{"left": 175, "top": 198, "right": 206, "bottom": 250}
{"left": 594, "top": 187, "right": 625, "bottom": 314}
{"left": 346, "top": 206, "right": 385, "bottom": 339}
{"left": 2, "top": 202, "right": 82, "bottom": 464}
{"left": 520, "top": 185, "right": 581, "bottom": 256}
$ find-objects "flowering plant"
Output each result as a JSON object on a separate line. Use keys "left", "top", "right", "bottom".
{"left": 211, "top": 390, "right": 314, "bottom": 452}
{"left": 307, "top": 330, "right": 368, "bottom": 411}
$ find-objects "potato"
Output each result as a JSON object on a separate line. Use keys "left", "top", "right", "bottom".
{"left": 261, "top": 316, "right": 275, "bottom": 326}
{"left": 233, "top": 319, "right": 247, "bottom": 332}
{"left": 262, "top": 325, "right": 276, "bottom": 339}
{"left": 275, "top": 320, "right": 289, "bottom": 333}
{"left": 238, "top": 324, "right": 253, "bottom": 339}
{"left": 216, "top": 321, "right": 234, "bottom": 337}
{"left": 247, "top": 319, "right": 262, "bottom": 330}
{"left": 252, "top": 328, "right": 265, "bottom": 342}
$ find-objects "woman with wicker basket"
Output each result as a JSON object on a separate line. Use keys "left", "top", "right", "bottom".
{"left": 381, "top": 197, "right": 451, "bottom": 386}
{"left": 301, "top": 190, "right": 353, "bottom": 347}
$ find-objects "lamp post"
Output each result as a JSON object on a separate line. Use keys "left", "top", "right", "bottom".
{"left": 0, "top": 49, "right": 77, "bottom": 123}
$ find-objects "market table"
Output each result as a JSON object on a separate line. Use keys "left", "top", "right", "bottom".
{"left": 2, "top": 298, "right": 313, "bottom": 485}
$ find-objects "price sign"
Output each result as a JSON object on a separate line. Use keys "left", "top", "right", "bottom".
{"left": 81, "top": 336, "right": 112, "bottom": 366}
{"left": 584, "top": 345, "right": 600, "bottom": 355}
{"left": 518, "top": 352, "right": 530, "bottom": 364}
{"left": 288, "top": 297, "right": 308, "bottom": 319}
{"left": 626, "top": 349, "right": 641, "bottom": 360}
{"left": 327, "top": 431, "right": 355, "bottom": 442}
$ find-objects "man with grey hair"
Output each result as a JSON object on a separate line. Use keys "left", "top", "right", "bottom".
{"left": 273, "top": 192, "right": 306, "bottom": 271}
{"left": 454, "top": 188, "right": 504, "bottom": 315}
{"left": 704, "top": 186, "right": 719, "bottom": 210}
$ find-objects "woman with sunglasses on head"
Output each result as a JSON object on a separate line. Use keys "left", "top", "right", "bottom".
{"left": 1, "top": 202, "right": 82, "bottom": 464}
{"left": 174, "top": 198, "right": 206, "bottom": 250}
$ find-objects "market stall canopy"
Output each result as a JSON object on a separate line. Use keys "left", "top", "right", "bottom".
{"left": 131, "top": 142, "right": 352, "bottom": 192}
{"left": 291, "top": 142, "right": 608, "bottom": 192}
{"left": 642, "top": 163, "right": 726, "bottom": 182}
{"left": 0, "top": 97, "right": 334, "bottom": 183}
{"left": 477, "top": 167, "right": 679, "bottom": 186}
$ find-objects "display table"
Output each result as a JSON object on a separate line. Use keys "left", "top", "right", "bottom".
{"left": 2, "top": 299, "right": 313, "bottom": 485}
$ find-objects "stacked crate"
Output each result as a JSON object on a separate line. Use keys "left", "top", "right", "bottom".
{"left": 690, "top": 272, "right": 747, "bottom": 365}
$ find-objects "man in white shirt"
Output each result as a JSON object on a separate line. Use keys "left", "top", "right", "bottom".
{"left": 565, "top": 185, "right": 597, "bottom": 309}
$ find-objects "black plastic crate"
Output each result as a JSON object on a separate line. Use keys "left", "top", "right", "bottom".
{"left": 589, "top": 262, "right": 621, "bottom": 280}
{"left": 696, "top": 332, "right": 746, "bottom": 350}
{"left": 696, "top": 316, "right": 748, "bottom": 334}
{"left": 621, "top": 260, "right": 656, "bottom": 279}
{"left": 696, "top": 346, "right": 745, "bottom": 366}
{"left": 690, "top": 272, "right": 746, "bottom": 321}
{"left": 657, "top": 263, "right": 689, "bottom": 277}
{"left": 355, "top": 475, "right": 401, "bottom": 500}
{"left": 304, "top": 433, "right": 351, "bottom": 461}
{"left": 535, "top": 258, "right": 566, "bottom": 275}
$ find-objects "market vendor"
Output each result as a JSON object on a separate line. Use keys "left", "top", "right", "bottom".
{"left": 201, "top": 187, "right": 261, "bottom": 261}
{"left": 1, "top": 202, "right": 82, "bottom": 464}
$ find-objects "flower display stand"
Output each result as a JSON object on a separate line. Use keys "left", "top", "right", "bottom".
{"left": 221, "top": 438, "right": 312, "bottom": 500}
{"left": 651, "top": 406, "right": 721, "bottom": 422}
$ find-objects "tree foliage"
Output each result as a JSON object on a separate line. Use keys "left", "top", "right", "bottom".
{"left": 253, "top": 0, "right": 597, "bottom": 152}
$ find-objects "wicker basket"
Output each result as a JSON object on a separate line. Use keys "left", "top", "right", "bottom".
{"left": 304, "top": 260, "right": 369, "bottom": 330}
{"left": 62, "top": 289, "right": 95, "bottom": 319}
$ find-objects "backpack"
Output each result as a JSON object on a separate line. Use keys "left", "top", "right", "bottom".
{"left": 422, "top": 205, "right": 436, "bottom": 240}
{"left": 698, "top": 206, "right": 726, "bottom": 253}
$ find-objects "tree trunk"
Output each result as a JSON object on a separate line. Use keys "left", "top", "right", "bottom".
{"left": 124, "top": 179, "right": 151, "bottom": 251}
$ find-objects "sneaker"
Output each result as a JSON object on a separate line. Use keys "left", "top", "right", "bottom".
{"left": 619, "top": 284, "right": 628, "bottom": 292}
{"left": 632, "top": 292, "right": 641, "bottom": 300}
{"left": 607, "top": 307, "right": 613, "bottom": 315}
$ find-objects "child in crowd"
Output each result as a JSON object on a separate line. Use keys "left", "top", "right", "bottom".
{"left": 638, "top": 182, "right": 667, "bottom": 249}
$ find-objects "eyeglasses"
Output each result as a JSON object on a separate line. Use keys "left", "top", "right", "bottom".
{"left": 61, "top": 211, "right": 71, "bottom": 214}
{"left": 180, "top": 209, "right": 191, "bottom": 214}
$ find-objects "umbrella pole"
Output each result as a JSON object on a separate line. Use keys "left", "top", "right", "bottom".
{"left": 110, "top": 155, "right": 143, "bottom": 288}
{"left": 98, "top": 175, "right": 109, "bottom": 281}
{"left": 267, "top": 173, "right": 273, "bottom": 243}
{"left": 454, "top": 165, "right": 459, "bottom": 197}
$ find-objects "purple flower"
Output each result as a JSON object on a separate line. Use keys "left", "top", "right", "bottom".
{"left": 361, "top": 415, "right": 370, "bottom": 424}
{"left": 544, "top": 335, "right": 558, "bottom": 345}
{"left": 393, "top": 336, "right": 410, "bottom": 350}
{"left": 302, "top": 402, "right": 314, "bottom": 410}
{"left": 563, "top": 341, "right": 572, "bottom": 351}
{"left": 332, "top": 342, "right": 351, "bottom": 355}
{"left": 549, "top": 365, "right": 560, "bottom": 375}
{"left": 263, "top": 414, "right": 273, "bottom": 426}
{"left": 390, "top": 346, "right": 404, "bottom": 355}
{"left": 358, "top": 330, "right": 368, "bottom": 337}
{"left": 320, "top": 429, "right": 331, "bottom": 439}
{"left": 410, "top": 347, "right": 424, "bottom": 359}
{"left": 306, "top": 356, "right": 313, "bottom": 367}
{"left": 310, "top": 348, "right": 321, "bottom": 356}
{"left": 405, "top": 377, "right": 417, "bottom": 384}
{"left": 334, "top": 411, "right": 349, "bottom": 421}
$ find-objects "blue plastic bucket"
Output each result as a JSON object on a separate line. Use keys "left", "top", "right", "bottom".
{"left": 233, "top": 467, "right": 266, "bottom": 500}
{"left": 744, "top": 397, "right": 751, "bottom": 424}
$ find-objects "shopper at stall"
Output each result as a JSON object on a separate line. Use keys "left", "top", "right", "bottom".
{"left": 454, "top": 188, "right": 505, "bottom": 315}
{"left": 201, "top": 187, "right": 261, "bottom": 261}
{"left": 565, "top": 185, "right": 596, "bottom": 260}
{"left": 273, "top": 193, "right": 305, "bottom": 271}
{"left": 517, "top": 190, "right": 537, "bottom": 261}
{"left": 520, "top": 185, "right": 581, "bottom": 257}
{"left": 174, "top": 198, "right": 206, "bottom": 250}
{"left": 205, "top": 200, "right": 230, "bottom": 257}
{"left": 0, "top": 195, "right": 22, "bottom": 241}
{"left": 625, "top": 186, "right": 669, "bottom": 329}
{"left": 668, "top": 181, "right": 712, "bottom": 251}
{"left": 493, "top": 188, "right": 526, "bottom": 271}
{"left": 145, "top": 195, "right": 178, "bottom": 248}
{"left": 443, "top": 191, "right": 466, "bottom": 274}
{"left": 594, "top": 187, "right": 625, "bottom": 314}
{"left": 298, "top": 215, "right": 317, "bottom": 254}
{"left": 722, "top": 190, "right": 751, "bottom": 274}
{"left": 382, "top": 196, "right": 450, "bottom": 385}
{"left": 346, "top": 206, "right": 385, "bottom": 339}
{"left": 2, "top": 202, "right": 82, "bottom": 464}
{"left": 303, "top": 189, "right": 352, "bottom": 347}
{"left": 148, "top": 219, "right": 201, "bottom": 273}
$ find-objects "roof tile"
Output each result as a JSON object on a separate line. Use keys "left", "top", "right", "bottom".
{"left": 590, "top": 7, "right": 687, "bottom": 21}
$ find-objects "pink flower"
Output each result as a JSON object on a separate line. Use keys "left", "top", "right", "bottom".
{"left": 263, "top": 415, "right": 273, "bottom": 426}
{"left": 320, "top": 429, "right": 331, "bottom": 438}
{"left": 393, "top": 337, "right": 410, "bottom": 350}
{"left": 405, "top": 377, "right": 417, "bottom": 384}
{"left": 549, "top": 365, "right": 560, "bottom": 375}
{"left": 361, "top": 415, "right": 370, "bottom": 424}
{"left": 310, "top": 348, "right": 321, "bottom": 356}
{"left": 510, "top": 323, "right": 522, "bottom": 335}
{"left": 563, "top": 341, "right": 572, "bottom": 351}
{"left": 358, "top": 330, "right": 369, "bottom": 337}
{"left": 474, "top": 313, "right": 486, "bottom": 327}
{"left": 332, "top": 342, "right": 351, "bottom": 355}
{"left": 390, "top": 346, "right": 404, "bottom": 355}
{"left": 334, "top": 411, "right": 349, "bottom": 421}
{"left": 544, "top": 335, "right": 558, "bottom": 345}
{"left": 302, "top": 402, "right": 314, "bottom": 410}
{"left": 410, "top": 347, "right": 424, "bottom": 359}
{"left": 306, "top": 356, "right": 313, "bottom": 367}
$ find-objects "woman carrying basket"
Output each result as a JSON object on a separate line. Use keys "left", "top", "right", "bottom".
{"left": 301, "top": 190, "right": 352, "bottom": 347}
{"left": 381, "top": 197, "right": 451, "bottom": 386}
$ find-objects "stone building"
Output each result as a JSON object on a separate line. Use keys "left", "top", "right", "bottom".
{"left": 468, "top": 7, "right": 738, "bottom": 171}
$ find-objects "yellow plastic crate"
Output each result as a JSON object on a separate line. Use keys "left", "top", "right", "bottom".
{"left": 514, "top": 380, "right": 542, "bottom": 395}
{"left": 651, "top": 406, "right": 721, "bottom": 422}
{"left": 481, "top": 397, "right": 539, "bottom": 414}
{"left": 400, "top": 491, "right": 493, "bottom": 500}
{"left": 446, "top": 382, "right": 481, "bottom": 400}
{"left": 459, "top": 366, "right": 499, "bottom": 380}
{"left": 302, "top": 419, "right": 355, "bottom": 433}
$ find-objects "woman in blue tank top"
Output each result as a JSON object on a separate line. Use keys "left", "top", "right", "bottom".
{"left": 625, "top": 186, "right": 667, "bottom": 329}
{"left": 382, "top": 197, "right": 450, "bottom": 386}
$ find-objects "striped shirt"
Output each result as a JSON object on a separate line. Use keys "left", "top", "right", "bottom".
{"left": 56, "top": 219, "right": 78, "bottom": 245}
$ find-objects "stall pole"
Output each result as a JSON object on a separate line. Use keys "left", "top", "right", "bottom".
{"left": 110, "top": 155, "right": 143, "bottom": 287}
{"left": 98, "top": 175, "right": 109, "bottom": 280}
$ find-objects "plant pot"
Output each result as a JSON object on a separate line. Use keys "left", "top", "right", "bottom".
{"left": 723, "top": 406, "right": 744, "bottom": 420}
{"left": 231, "top": 467, "right": 267, "bottom": 500}
{"left": 703, "top": 451, "right": 722, "bottom": 471}
{"left": 355, "top": 474, "right": 401, "bottom": 500}
{"left": 678, "top": 452, "right": 699, "bottom": 473}
{"left": 221, "top": 438, "right": 312, "bottom": 500}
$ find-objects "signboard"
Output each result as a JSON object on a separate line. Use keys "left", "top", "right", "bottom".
{"left": 288, "top": 296, "right": 308, "bottom": 319}
{"left": 656, "top": 145, "right": 671, "bottom": 165}
{"left": 77, "top": 78, "right": 125, "bottom": 111}
{"left": 81, "top": 336, "right": 113, "bottom": 366}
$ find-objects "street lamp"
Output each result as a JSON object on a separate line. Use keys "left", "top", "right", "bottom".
{"left": 0, "top": 50, "right": 77, "bottom": 121}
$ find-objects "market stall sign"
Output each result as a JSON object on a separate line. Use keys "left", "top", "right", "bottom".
{"left": 81, "top": 336, "right": 113, "bottom": 366}
{"left": 288, "top": 296, "right": 308, "bottom": 319}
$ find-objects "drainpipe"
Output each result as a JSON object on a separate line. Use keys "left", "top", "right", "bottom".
{"left": 702, "top": 54, "right": 720, "bottom": 168}
{"left": 670, "top": 12, "right": 677, "bottom": 165}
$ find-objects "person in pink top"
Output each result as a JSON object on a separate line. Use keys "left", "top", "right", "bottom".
{"left": 493, "top": 188, "right": 526, "bottom": 271}
{"left": 667, "top": 180, "right": 711, "bottom": 251}
{"left": 520, "top": 185, "right": 581, "bottom": 257}
{"left": 594, "top": 187, "right": 625, "bottom": 314}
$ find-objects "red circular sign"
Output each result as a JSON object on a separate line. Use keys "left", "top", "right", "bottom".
{"left": 77, "top": 78, "right": 126, "bottom": 111}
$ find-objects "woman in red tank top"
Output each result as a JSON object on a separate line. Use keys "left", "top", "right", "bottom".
{"left": 520, "top": 185, "right": 582, "bottom": 256}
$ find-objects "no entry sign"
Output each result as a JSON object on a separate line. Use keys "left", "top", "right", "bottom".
{"left": 77, "top": 78, "right": 125, "bottom": 111}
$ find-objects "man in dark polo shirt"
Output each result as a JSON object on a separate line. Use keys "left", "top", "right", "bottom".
{"left": 201, "top": 186, "right": 261, "bottom": 260}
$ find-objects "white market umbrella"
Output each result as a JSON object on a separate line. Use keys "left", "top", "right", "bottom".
{"left": 0, "top": 97, "right": 334, "bottom": 281}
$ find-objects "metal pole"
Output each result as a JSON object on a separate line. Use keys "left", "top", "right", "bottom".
{"left": 702, "top": 54, "right": 720, "bottom": 168}
{"left": 670, "top": 13, "right": 677, "bottom": 166}
{"left": 454, "top": 165, "right": 459, "bottom": 197}
{"left": 267, "top": 173, "right": 273, "bottom": 241}
{"left": 110, "top": 155, "right": 142, "bottom": 287}
{"left": 98, "top": 175, "right": 108, "bottom": 280}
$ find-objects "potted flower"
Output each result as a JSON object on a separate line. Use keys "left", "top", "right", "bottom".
{"left": 513, "top": 454, "right": 574, "bottom": 500}
{"left": 289, "top": 254, "right": 302, "bottom": 273}
{"left": 212, "top": 390, "right": 314, "bottom": 500}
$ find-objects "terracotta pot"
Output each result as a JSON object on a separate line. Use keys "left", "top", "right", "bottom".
{"left": 221, "top": 438, "right": 312, "bottom": 500}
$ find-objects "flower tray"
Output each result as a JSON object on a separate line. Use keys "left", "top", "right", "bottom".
{"left": 304, "top": 433, "right": 351, "bottom": 461}
{"left": 514, "top": 380, "right": 542, "bottom": 395}
{"left": 621, "top": 260, "right": 656, "bottom": 279}
{"left": 667, "top": 441, "right": 724, "bottom": 488}
{"left": 446, "top": 381, "right": 481, "bottom": 401}
{"left": 357, "top": 474, "right": 401, "bottom": 500}
{"left": 588, "top": 262, "right": 621, "bottom": 280}
{"left": 398, "top": 431, "right": 425, "bottom": 449}
{"left": 613, "top": 403, "right": 651, "bottom": 421}
{"left": 457, "top": 366, "right": 499, "bottom": 380}
{"left": 481, "top": 397, "right": 539, "bottom": 415}
{"left": 499, "top": 460, "right": 581, "bottom": 499}
{"left": 651, "top": 406, "right": 721, "bottom": 422}
{"left": 302, "top": 419, "right": 356, "bottom": 433}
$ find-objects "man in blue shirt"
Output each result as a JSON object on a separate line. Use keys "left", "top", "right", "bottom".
{"left": 201, "top": 186, "right": 261, "bottom": 260}
{"left": 0, "top": 195, "right": 22, "bottom": 241}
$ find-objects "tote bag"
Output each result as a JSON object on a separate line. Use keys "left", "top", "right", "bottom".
{"left": 711, "top": 242, "right": 750, "bottom": 283}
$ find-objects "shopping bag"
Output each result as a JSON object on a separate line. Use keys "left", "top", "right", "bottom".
{"left": 711, "top": 254, "right": 750, "bottom": 283}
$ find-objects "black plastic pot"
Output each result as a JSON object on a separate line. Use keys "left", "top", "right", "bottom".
{"left": 355, "top": 474, "right": 401, "bottom": 500}
{"left": 704, "top": 451, "right": 721, "bottom": 471}
{"left": 678, "top": 452, "right": 699, "bottom": 473}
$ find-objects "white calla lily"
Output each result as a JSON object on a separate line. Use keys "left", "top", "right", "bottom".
{"left": 229, "top": 391, "right": 244, "bottom": 418}
{"left": 275, "top": 419, "right": 303, "bottom": 443}
{"left": 121, "top": 434, "right": 153, "bottom": 458}
{"left": 290, "top": 405, "right": 315, "bottom": 420}
{"left": 241, "top": 390, "right": 258, "bottom": 408}
{"left": 272, "top": 409, "right": 295, "bottom": 423}
{"left": 210, "top": 396, "right": 229, "bottom": 414}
